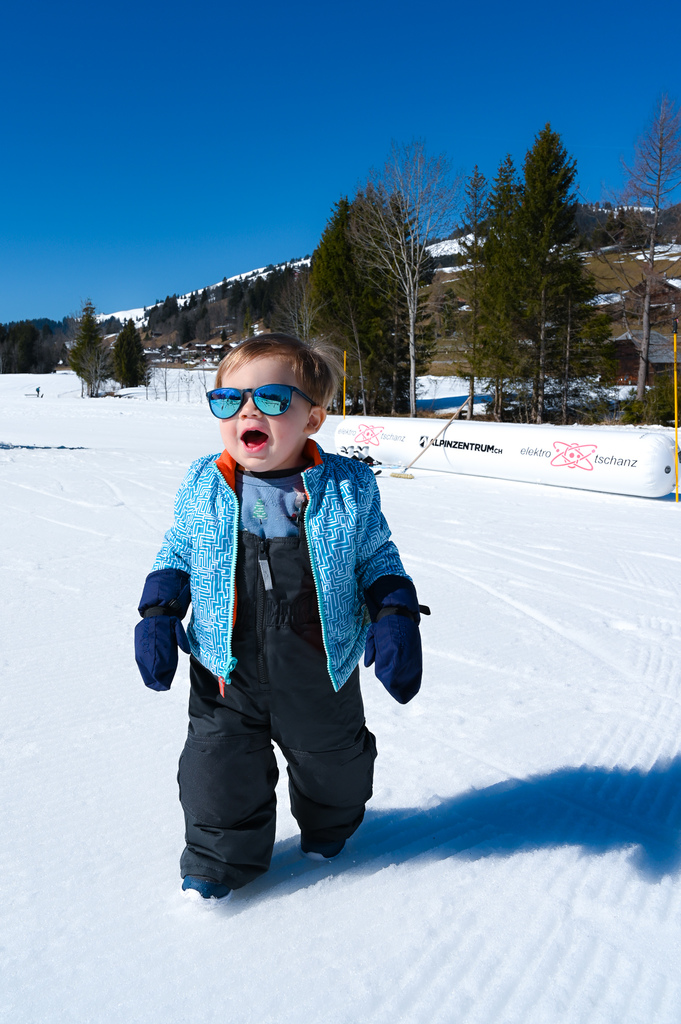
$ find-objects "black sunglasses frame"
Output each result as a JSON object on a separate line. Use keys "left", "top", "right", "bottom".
{"left": 205, "top": 383, "right": 316, "bottom": 420}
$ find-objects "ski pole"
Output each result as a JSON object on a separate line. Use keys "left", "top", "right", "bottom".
{"left": 391, "top": 402, "right": 466, "bottom": 479}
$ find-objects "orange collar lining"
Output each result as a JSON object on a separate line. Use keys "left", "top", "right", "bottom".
{"left": 215, "top": 439, "right": 322, "bottom": 490}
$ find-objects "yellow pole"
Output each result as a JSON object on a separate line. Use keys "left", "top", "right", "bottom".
{"left": 343, "top": 350, "right": 347, "bottom": 419}
{"left": 674, "top": 318, "right": 679, "bottom": 503}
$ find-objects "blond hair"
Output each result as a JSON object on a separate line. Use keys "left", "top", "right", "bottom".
{"left": 215, "top": 333, "right": 342, "bottom": 408}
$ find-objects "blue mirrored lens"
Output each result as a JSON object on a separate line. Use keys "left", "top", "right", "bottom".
{"left": 208, "top": 389, "right": 242, "bottom": 419}
{"left": 253, "top": 385, "right": 291, "bottom": 415}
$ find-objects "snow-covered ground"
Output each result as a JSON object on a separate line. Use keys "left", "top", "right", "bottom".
{"left": 591, "top": 291, "right": 623, "bottom": 306}
{"left": 416, "top": 374, "right": 490, "bottom": 412}
{"left": 635, "top": 245, "right": 681, "bottom": 260}
{"left": 2, "top": 373, "right": 681, "bottom": 1023}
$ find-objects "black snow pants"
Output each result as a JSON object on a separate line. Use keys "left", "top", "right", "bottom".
{"left": 178, "top": 528, "right": 377, "bottom": 889}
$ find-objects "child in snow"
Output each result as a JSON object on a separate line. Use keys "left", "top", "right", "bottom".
{"left": 134, "top": 333, "right": 424, "bottom": 903}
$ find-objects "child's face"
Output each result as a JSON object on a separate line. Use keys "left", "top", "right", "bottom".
{"left": 218, "top": 355, "right": 326, "bottom": 472}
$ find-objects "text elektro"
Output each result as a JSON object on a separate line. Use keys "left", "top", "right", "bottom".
{"left": 520, "top": 447, "right": 551, "bottom": 458}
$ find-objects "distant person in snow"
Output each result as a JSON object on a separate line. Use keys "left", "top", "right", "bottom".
{"left": 134, "top": 333, "right": 425, "bottom": 904}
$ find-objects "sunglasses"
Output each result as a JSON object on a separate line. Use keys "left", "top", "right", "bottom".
{"left": 206, "top": 383, "right": 316, "bottom": 420}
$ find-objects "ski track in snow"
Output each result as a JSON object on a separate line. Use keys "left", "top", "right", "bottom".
{"left": 1, "top": 373, "right": 681, "bottom": 1023}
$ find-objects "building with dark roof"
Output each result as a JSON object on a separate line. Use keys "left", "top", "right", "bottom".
{"left": 614, "top": 330, "right": 679, "bottom": 384}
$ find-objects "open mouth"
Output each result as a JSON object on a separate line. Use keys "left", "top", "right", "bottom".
{"left": 241, "top": 429, "right": 269, "bottom": 451}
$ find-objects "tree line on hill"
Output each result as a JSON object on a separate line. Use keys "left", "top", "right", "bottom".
{"left": 0, "top": 319, "right": 70, "bottom": 374}
{"left": 0, "top": 312, "right": 126, "bottom": 376}
{"left": 144, "top": 263, "right": 313, "bottom": 347}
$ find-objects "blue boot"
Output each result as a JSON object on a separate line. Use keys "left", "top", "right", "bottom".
{"left": 301, "top": 837, "right": 346, "bottom": 861}
{"left": 182, "top": 875, "right": 233, "bottom": 903}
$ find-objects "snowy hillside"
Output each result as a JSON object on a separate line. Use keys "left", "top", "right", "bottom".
{"left": 427, "top": 235, "right": 471, "bottom": 259}
{"left": 2, "top": 373, "right": 681, "bottom": 1023}
{"left": 97, "top": 239, "right": 475, "bottom": 328}
{"left": 97, "top": 232, "right": 673, "bottom": 328}
{"left": 98, "top": 258, "right": 312, "bottom": 328}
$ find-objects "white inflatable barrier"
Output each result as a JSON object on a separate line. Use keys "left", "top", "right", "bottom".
{"left": 335, "top": 417, "right": 679, "bottom": 498}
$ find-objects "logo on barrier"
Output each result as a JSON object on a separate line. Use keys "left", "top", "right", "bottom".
{"left": 432, "top": 438, "right": 503, "bottom": 454}
{"left": 419, "top": 436, "right": 429, "bottom": 448}
{"left": 551, "top": 441, "right": 597, "bottom": 471}
{"left": 354, "top": 424, "right": 385, "bottom": 446}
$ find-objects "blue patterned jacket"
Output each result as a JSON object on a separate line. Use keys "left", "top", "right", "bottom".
{"left": 152, "top": 440, "right": 408, "bottom": 690}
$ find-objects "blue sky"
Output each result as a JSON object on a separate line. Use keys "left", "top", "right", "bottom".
{"left": 1, "top": 0, "right": 679, "bottom": 323}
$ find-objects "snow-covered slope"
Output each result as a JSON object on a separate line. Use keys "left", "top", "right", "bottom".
{"left": 98, "top": 258, "right": 311, "bottom": 327}
{"left": 2, "top": 373, "right": 681, "bottom": 1024}
{"left": 427, "top": 235, "right": 471, "bottom": 259}
{"left": 100, "top": 237, "right": 679, "bottom": 326}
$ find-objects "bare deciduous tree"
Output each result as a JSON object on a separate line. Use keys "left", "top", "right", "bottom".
{"left": 596, "top": 96, "right": 681, "bottom": 399}
{"left": 351, "top": 141, "right": 460, "bottom": 416}
{"left": 624, "top": 95, "right": 681, "bottom": 398}
{"left": 271, "top": 269, "right": 325, "bottom": 342}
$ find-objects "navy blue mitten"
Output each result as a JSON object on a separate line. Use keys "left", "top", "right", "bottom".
{"left": 134, "top": 569, "right": 191, "bottom": 691}
{"left": 364, "top": 576, "right": 425, "bottom": 705}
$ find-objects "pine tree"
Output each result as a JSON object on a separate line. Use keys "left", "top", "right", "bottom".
{"left": 480, "top": 133, "right": 614, "bottom": 423}
{"left": 457, "top": 166, "right": 490, "bottom": 418}
{"left": 312, "top": 197, "right": 410, "bottom": 413}
{"left": 69, "top": 300, "right": 111, "bottom": 397}
{"left": 516, "top": 124, "right": 580, "bottom": 422}
{"left": 0, "top": 323, "right": 10, "bottom": 373}
{"left": 553, "top": 266, "right": 614, "bottom": 423}
{"left": 252, "top": 499, "right": 267, "bottom": 523}
{"left": 242, "top": 308, "right": 252, "bottom": 339}
{"left": 113, "top": 319, "right": 147, "bottom": 387}
{"left": 13, "top": 322, "right": 40, "bottom": 373}
{"left": 178, "top": 316, "right": 193, "bottom": 346}
{"left": 480, "top": 155, "right": 523, "bottom": 420}
{"left": 311, "top": 198, "right": 376, "bottom": 413}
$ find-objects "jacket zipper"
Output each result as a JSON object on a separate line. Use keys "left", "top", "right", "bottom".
{"left": 256, "top": 537, "right": 270, "bottom": 686}
{"left": 218, "top": 479, "right": 239, "bottom": 693}
{"left": 301, "top": 472, "right": 339, "bottom": 692}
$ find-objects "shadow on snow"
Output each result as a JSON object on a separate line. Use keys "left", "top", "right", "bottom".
{"left": 229, "top": 757, "right": 681, "bottom": 911}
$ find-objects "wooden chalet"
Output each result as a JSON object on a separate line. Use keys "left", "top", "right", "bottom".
{"left": 614, "top": 330, "right": 679, "bottom": 385}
